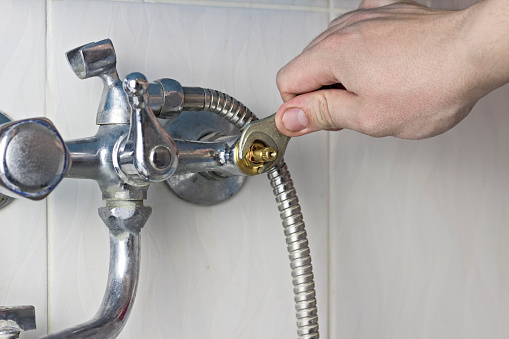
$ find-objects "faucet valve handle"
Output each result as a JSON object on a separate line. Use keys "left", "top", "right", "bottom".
{"left": 66, "top": 39, "right": 129, "bottom": 124}
{"left": 0, "top": 118, "right": 70, "bottom": 200}
{"left": 115, "top": 73, "right": 178, "bottom": 186}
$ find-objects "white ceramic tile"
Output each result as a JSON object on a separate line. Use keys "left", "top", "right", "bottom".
{"left": 329, "top": 84, "right": 509, "bottom": 338}
{"left": 48, "top": 1, "right": 329, "bottom": 338}
{"left": 0, "top": 1, "right": 48, "bottom": 338}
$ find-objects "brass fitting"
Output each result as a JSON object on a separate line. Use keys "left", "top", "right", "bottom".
{"left": 235, "top": 140, "right": 278, "bottom": 175}
{"left": 251, "top": 145, "right": 277, "bottom": 163}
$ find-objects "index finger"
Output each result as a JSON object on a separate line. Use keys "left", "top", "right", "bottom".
{"left": 276, "top": 41, "right": 343, "bottom": 102}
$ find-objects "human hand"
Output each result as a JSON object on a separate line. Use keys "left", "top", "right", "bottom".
{"left": 275, "top": 0, "right": 509, "bottom": 139}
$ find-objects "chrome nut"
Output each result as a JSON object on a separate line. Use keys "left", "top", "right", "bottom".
{"left": 154, "top": 78, "right": 184, "bottom": 119}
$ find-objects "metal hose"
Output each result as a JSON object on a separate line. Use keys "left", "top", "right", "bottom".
{"left": 267, "top": 162, "right": 319, "bottom": 338}
{"left": 183, "top": 87, "right": 256, "bottom": 129}
{"left": 183, "top": 88, "right": 320, "bottom": 338}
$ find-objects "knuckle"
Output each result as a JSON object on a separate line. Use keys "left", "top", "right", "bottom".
{"left": 319, "top": 25, "right": 361, "bottom": 53}
{"left": 312, "top": 93, "right": 339, "bottom": 130}
{"left": 330, "top": 10, "right": 377, "bottom": 30}
{"left": 276, "top": 67, "right": 286, "bottom": 88}
{"left": 328, "top": 14, "right": 346, "bottom": 28}
{"left": 276, "top": 67, "right": 293, "bottom": 98}
{"left": 320, "top": 33, "right": 346, "bottom": 52}
{"left": 345, "top": 10, "right": 376, "bottom": 23}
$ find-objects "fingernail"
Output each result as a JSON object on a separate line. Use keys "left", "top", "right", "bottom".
{"left": 282, "top": 108, "right": 308, "bottom": 132}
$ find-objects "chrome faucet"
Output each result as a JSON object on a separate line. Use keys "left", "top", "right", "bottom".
{"left": 0, "top": 306, "right": 36, "bottom": 339}
{"left": 0, "top": 39, "right": 320, "bottom": 339}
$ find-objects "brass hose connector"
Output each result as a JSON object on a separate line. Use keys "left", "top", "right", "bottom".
{"left": 233, "top": 113, "right": 290, "bottom": 176}
{"left": 234, "top": 140, "right": 278, "bottom": 175}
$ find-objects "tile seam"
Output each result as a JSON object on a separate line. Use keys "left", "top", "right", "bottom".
{"left": 328, "top": 0, "right": 334, "bottom": 22}
{"left": 143, "top": 0, "right": 330, "bottom": 12}
{"left": 327, "top": 132, "right": 332, "bottom": 339}
{"left": 45, "top": 0, "right": 52, "bottom": 334}
{"left": 333, "top": 7, "right": 351, "bottom": 15}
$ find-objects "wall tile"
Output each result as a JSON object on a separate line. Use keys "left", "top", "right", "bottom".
{"left": 0, "top": 1, "right": 48, "bottom": 338}
{"left": 329, "top": 84, "right": 509, "bottom": 338}
{"left": 48, "top": 1, "right": 328, "bottom": 338}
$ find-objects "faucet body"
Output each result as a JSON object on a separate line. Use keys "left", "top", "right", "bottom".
{"left": 0, "top": 39, "right": 248, "bottom": 339}
{"left": 0, "top": 38, "right": 319, "bottom": 339}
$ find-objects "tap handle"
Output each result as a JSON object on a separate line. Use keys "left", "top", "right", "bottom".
{"left": 0, "top": 118, "right": 70, "bottom": 200}
{"left": 119, "top": 73, "right": 178, "bottom": 185}
{"left": 66, "top": 38, "right": 117, "bottom": 80}
{"left": 66, "top": 39, "right": 130, "bottom": 124}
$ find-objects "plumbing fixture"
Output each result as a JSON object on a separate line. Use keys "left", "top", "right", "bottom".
{"left": 0, "top": 112, "right": 13, "bottom": 209}
{"left": 0, "top": 39, "right": 319, "bottom": 338}
{"left": 0, "top": 117, "right": 70, "bottom": 200}
{"left": 0, "top": 306, "right": 36, "bottom": 339}
{"left": 235, "top": 112, "right": 291, "bottom": 175}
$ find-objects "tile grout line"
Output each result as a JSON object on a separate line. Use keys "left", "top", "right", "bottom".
{"left": 333, "top": 7, "right": 351, "bottom": 15}
{"left": 45, "top": 0, "right": 53, "bottom": 334}
{"left": 142, "top": 0, "right": 330, "bottom": 12}
{"left": 62, "top": 0, "right": 352, "bottom": 14}
{"left": 325, "top": 6, "right": 352, "bottom": 337}
{"left": 328, "top": 0, "right": 334, "bottom": 22}
{"left": 327, "top": 133, "right": 333, "bottom": 339}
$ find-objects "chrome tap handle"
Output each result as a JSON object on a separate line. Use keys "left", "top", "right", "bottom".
{"left": 66, "top": 39, "right": 130, "bottom": 124}
{"left": 115, "top": 73, "right": 178, "bottom": 186}
{"left": 0, "top": 118, "right": 70, "bottom": 200}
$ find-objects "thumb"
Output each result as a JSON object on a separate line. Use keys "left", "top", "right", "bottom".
{"left": 275, "top": 89, "right": 358, "bottom": 137}
{"left": 359, "top": 0, "right": 413, "bottom": 9}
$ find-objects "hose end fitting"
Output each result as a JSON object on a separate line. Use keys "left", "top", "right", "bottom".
{"left": 234, "top": 140, "right": 278, "bottom": 175}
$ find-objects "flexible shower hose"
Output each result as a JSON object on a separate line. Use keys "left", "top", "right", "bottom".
{"left": 183, "top": 87, "right": 320, "bottom": 338}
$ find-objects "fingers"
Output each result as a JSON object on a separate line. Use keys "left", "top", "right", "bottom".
{"left": 277, "top": 40, "right": 343, "bottom": 102}
{"left": 275, "top": 89, "right": 359, "bottom": 137}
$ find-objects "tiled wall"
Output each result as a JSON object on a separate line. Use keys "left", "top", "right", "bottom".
{"left": 1, "top": 0, "right": 507, "bottom": 339}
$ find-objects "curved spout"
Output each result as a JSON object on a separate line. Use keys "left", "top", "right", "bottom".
{"left": 42, "top": 230, "right": 140, "bottom": 339}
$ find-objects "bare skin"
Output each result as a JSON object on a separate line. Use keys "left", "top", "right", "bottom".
{"left": 275, "top": 0, "right": 509, "bottom": 139}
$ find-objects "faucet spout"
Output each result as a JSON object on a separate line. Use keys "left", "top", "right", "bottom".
{"left": 42, "top": 201, "right": 151, "bottom": 339}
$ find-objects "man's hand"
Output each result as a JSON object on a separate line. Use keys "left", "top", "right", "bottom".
{"left": 275, "top": 0, "right": 509, "bottom": 139}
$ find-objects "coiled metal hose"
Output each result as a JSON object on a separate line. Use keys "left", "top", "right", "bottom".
{"left": 183, "top": 87, "right": 320, "bottom": 338}
{"left": 267, "top": 162, "right": 319, "bottom": 338}
{"left": 183, "top": 87, "right": 256, "bottom": 129}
